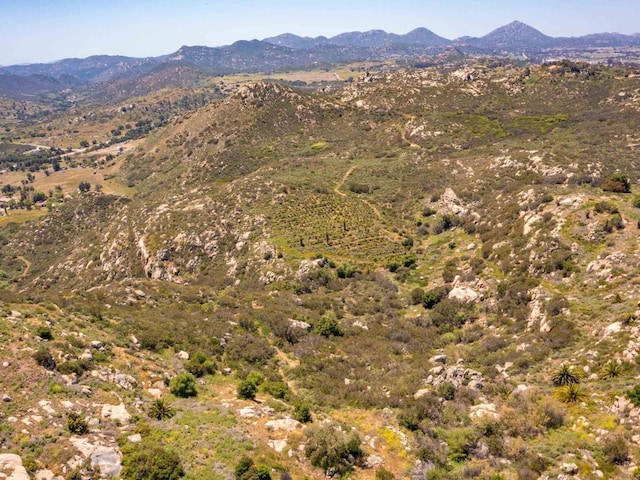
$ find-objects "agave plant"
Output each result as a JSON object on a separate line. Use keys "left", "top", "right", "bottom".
{"left": 600, "top": 360, "right": 623, "bottom": 380}
{"left": 554, "top": 384, "right": 587, "bottom": 404}
{"left": 551, "top": 364, "right": 580, "bottom": 387}
{"left": 148, "top": 398, "right": 176, "bottom": 420}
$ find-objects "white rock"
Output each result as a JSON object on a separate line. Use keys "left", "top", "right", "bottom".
{"left": 603, "top": 322, "right": 622, "bottom": 337}
{"left": 90, "top": 341, "right": 103, "bottom": 349}
{"left": 268, "top": 439, "right": 287, "bottom": 452}
{"left": 176, "top": 350, "right": 189, "bottom": 360}
{"left": 38, "top": 400, "right": 56, "bottom": 415}
{"left": 69, "top": 437, "right": 122, "bottom": 478}
{"left": 147, "top": 388, "right": 163, "bottom": 399}
{"left": 448, "top": 286, "right": 482, "bottom": 303}
{"left": 288, "top": 319, "right": 311, "bottom": 330}
{"left": 79, "top": 350, "right": 93, "bottom": 362}
{"left": 101, "top": 404, "right": 131, "bottom": 424}
{"left": 0, "top": 454, "right": 30, "bottom": 480}
{"left": 470, "top": 403, "right": 499, "bottom": 421}
{"left": 429, "top": 354, "right": 447, "bottom": 364}
{"left": 127, "top": 434, "right": 142, "bottom": 443}
{"left": 414, "top": 388, "right": 430, "bottom": 399}
{"left": 265, "top": 417, "right": 301, "bottom": 432}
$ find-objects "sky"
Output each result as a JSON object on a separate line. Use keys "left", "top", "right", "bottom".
{"left": 1, "top": 0, "right": 638, "bottom": 65}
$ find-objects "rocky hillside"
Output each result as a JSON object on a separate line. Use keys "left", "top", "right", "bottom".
{"left": 2, "top": 61, "right": 640, "bottom": 479}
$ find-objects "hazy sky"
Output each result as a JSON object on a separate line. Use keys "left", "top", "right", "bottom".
{"left": 1, "top": 0, "right": 638, "bottom": 65}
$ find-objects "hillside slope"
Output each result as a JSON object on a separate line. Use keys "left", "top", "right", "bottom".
{"left": 2, "top": 62, "right": 640, "bottom": 479}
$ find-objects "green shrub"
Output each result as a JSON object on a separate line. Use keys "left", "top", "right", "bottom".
{"left": 169, "top": 373, "right": 197, "bottom": 398}
{"left": 36, "top": 326, "right": 53, "bottom": 340}
{"left": 422, "top": 286, "right": 448, "bottom": 309}
{"left": 602, "top": 434, "right": 629, "bottom": 465}
{"left": 121, "top": 442, "right": 184, "bottom": 480}
{"left": 238, "top": 380, "right": 257, "bottom": 400}
{"left": 246, "top": 371, "right": 265, "bottom": 386}
{"left": 376, "top": 467, "right": 395, "bottom": 480}
{"left": 261, "top": 381, "right": 289, "bottom": 400}
{"left": 304, "top": 421, "right": 362, "bottom": 475}
{"left": 57, "top": 359, "right": 92, "bottom": 376}
{"left": 185, "top": 352, "right": 216, "bottom": 377}
{"left": 234, "top": 456, "right": 271, "bottom": 480}
{"left": 313, "top": 314, "right": 344, "bottom": 337}
{"left": 33, "top": 347, "right": 56, "bottom": 370}
{"left": 602, "top": 174, "right": 631, "bottom": 193}
{"left": 66, "top": 412, "right": 88, "bottom": 435}
{"left": 294, "top": 403, "right": 312, "bottom": 423}
{"left": 626, "top": 385, "right": 640, "bottom": 407}
{"left": 632, "top": 196, "right": 640, "bottom": 208}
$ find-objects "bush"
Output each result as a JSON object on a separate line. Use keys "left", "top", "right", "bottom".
{"left": 314, "top": 314, "right": 344, "bottom": 337}
{"left": 422, "top": 286, "right": 449, "bottom": 309}
{"left": 376, "top": 467, "right": 395, "bottom": 480}
{"left": 261, "top": 381, "right": 289, "bottom": 400}
{"left": 246, "top": 371, "right": 265, "bottom": 386}
{"left": 169, "top": 373, "right": 197, "bottom": 398}
{"left": 185, "top": 352, "right": 216, "bottom": 377}
{"left": 33, "top": 347, "right": 56, "bottom": 370}
{"left": 602, "top": 174, "right": 631, "bottom": 193}
{"left": 304, "top": 421, "right": 362, "bottom": 475}
{"left": 238, "top": 380, "right": 257, "bottom": 400}
{"left": 626, "top": 385, "right": 640, "bottom": 407}
{"left": 121, "top": 442, "right": 184, "bottom": 480}
{"left": 294, "top": 403, "right": 312, "bottom": 423}
{"left": 36, "top": 326, "right": 53, "bottom": 340}
{"left": 602, "top": 434, "right": 629, "bottom": 465}
{"left": 66, "top": 412, "right": 88, "bottom": 435}
{"left": 235, "top": 456, "right": 271, "bottom": 480}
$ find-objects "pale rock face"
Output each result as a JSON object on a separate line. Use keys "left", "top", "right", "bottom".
{"left": 101, "top": 404, "right": 131, "bottom": 424}
{"left": 69, "top": 437, "right": 122, "bottom": 478}
{"left": 265, "top": 417, "right": 301, "bottom": 432}
{"left": 470, "top": 403, "right": 499, "bottom": 421}
{"left": 0, "top": 454, "right": 30, "bottom": 480}
{"left": 448, "top": 286, "right": 482, "bottom": 303}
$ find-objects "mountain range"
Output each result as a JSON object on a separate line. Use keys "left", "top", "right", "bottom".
{"left": 1, "top": 21, "right": 640, "bottom": 98}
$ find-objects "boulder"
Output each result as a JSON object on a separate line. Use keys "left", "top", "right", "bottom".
{"left": 101, "top": 404, "right": 131, "bottom": 424}
{"left": 448, "top": 286, "right": 482, "bottom": 303}
{"left": 0, "top": 454, "right": 29, "bottom": 480}
{"left": 470, "top": 403, "right": 499, "bottom": 421}
{"left": 265, "top": 417, "right": 301, "bottom": 432}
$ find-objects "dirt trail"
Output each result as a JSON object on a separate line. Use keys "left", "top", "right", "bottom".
{"left": 335, "top": 165, "right": 382, "bottom": 219}
{"left": 334, "top": 165, "right": 358, "bottom": 197}
{"left": 17, "top": 256, "right": 30, "bottom": 278}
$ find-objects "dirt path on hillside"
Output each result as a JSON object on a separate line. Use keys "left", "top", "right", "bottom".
{"left": 17, "top": 256, "right": 30, "bottom": 278}
{"left": 334, "top": 165, "right": 358, "bottom": 197}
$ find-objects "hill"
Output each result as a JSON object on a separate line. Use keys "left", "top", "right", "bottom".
{"left": 2, "top": 61, "right": 640, "bottom": 479}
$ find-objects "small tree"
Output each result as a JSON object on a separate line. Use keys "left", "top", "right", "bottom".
{"left": 78, "top": 181, "right": 91, "bottom": 193}
{"left": 304, "top": 421, "right": 363, "bottom": 475}
{"left": 33, "top": 347, "right": 56, "bottom": 370}
{"left": 294, "top": 402, "right": 312, "bottom": 423}
{"left": 314, "top": 314, "right": 344, "bottom": 337}
{"left": 121, "top": 442, "right": 184, "bottom": 480}
{"left": 169, "top": 373, "right": 197, "bottom": 398}
{"left": 602, "top": 174, "right": 631, "bottom": 193}
{"left": 237, "top": 380, "right": 257, "bottom": 400}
